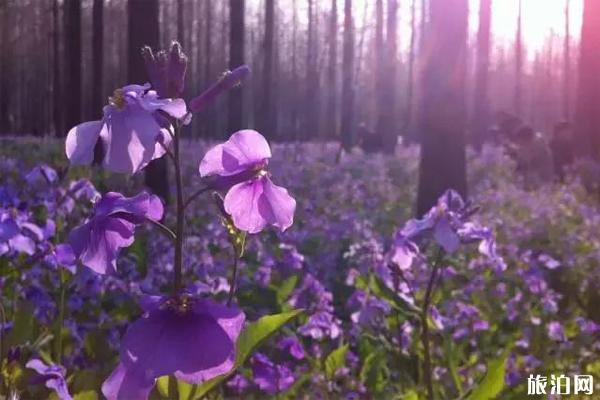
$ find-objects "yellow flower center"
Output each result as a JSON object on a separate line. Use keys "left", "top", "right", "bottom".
{"left": 108, "top": 89, "right": 126, "bottom": 109}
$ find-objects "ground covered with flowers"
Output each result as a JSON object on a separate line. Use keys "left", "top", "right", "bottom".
{"left": 1, "top": 134, "right": 599, "bottom": 399}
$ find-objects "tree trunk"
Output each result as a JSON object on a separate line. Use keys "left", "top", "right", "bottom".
{"left": 377, "top": 0, "right": 399, "bottom": 153}
{"left": 405, "top": 0, "right": 417, "bottom": 141}
{"left": 92, "top": 0, "right": 103, "bottom": 119}
{"left": 326, "top": 0, "right": 338, "bottom": 140}
{"left": 53, "top": 0, "right": 62, "bottom": 137}
{"left": 514, "top": 0, "right": 523, "bottom": 116}
{"left": 471, "top": 0, "right": 491, "bottom": 149}
{"left": 291, "top": 0, "right": 299, "bottom": 140}
{"left": 0, "top": 1, "right": 10, "bottom": 133}
{"left": 259, "top": 0, "right": 275, "bottom": 140}
{"left": 203, "top": 0, "right": 215, "bottom": 138}
{"left": 416, "top": 0, "right": 468, "bottom": 216}
{"left": 128, "top": 0, "right": 169, "bottom": 203}
{"left": 304, "top": 0, "right": 320, "bottom": 140}
{"left": 177, "top": 0, "right": 184, "bottom": 45}
{"left": 341, "top": 0, "right": 355, "bottom": 150}
{"left": 563, "top": 0, "right": 570, "bottom": 120}
{"left": 574, "top": 0, "right": 600, "bottom": 158}
{"left": 228, "top": 0, "right": 245, "bottom": 134}
{"left": 63, "top": 0, "right": 81, "bottom": 135}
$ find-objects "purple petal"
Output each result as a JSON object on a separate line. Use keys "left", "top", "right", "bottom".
{"left": 65, "top": 120, "right": 104, "bottom": 166}
{"left": 9, "top": 234, "right": 35, "bottom": 255}
{"left": 260, "top": 178, "right": 296, "bottom": 232}
{"left": 120, "top": 302, "right": 243, "bottom": 384}
{"left": 102, "top": 363, "right": 154, "bottom": 400}
{"left": 433, "top": 217, "right": 460, "bottom": 253}
{"left": 199, "top": 130, "right": 271, "bottom": 177}
{"left": 0, "top": 217, "right": 19, "bottom": 241}
{"left": 224, "top": 179, "right": 268, "bottom": 234}
{"left": 102, "top": 106, "right": 162, "bottom": 174}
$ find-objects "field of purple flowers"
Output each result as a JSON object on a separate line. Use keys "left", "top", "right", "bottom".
{"left": 2, "top": 130, "right": 600, "bottom": 399}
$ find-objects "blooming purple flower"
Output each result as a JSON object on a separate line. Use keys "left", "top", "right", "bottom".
{"left": 26, "top": 358, "right": 73, "bottom": 400}
{"left": 0, "top": 209, "right": 39, "bottom": 256}
{"left": 199, "top": 130, "right": 296, "bottom": 233}
{"left": 68, "top": 191, "right": 163, "bottom": 274}
{"left": 102, "top": 294, "right": 244, "bottom": 400}
{"left": 278, "top": 337, "right": 305, "bottom": 360}
{"left": 251, "top": 353, "right": 295, "bottom": 394}
{"left": 66, "top": 83, "right": 186, "bottom": 174}
{"left": 547, "top": 321, "right": 566, "bottom": 342}
{"left": 189, "top": 65, "right": 250, "bottom": 113}
{"left": 142, "top": 41, "right": 187, "bottom": 99}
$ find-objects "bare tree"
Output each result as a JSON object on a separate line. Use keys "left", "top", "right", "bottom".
{"left": 574, "top": 0, "right": 600, "bottom": 157}
{"left": 563, "top": 0, "right": 571, "bottom": 120}
{"left": 472, "top": 0, "right": 491, "bottom": 148}
{"left": 228, "top": 0, "right": 245, "bottom": 134}
{"left": 417, "top": 0, "right": 468, "bottom": 216}
{"left": 259, "top": 0, "right": 275, "bottom": 140}
{"left": 514, "top": 0, "right": 523, "bottom": 116}
{"left": 341, "top": 0, "right": 355, "bottom": 150}
{"left": 63, "top": 0, "right": 81, "bottom": 135}
{"left": 304, "top": 0, "right": 320, "bottom": 139}
{"left": 326, "top": 0, "right": 338, "bottom": 139}
{"left": 0, "top": 1, "right": 10, "bottom": 133}
{"left": 92, "top": 0, "right": 103, "bottom": 118}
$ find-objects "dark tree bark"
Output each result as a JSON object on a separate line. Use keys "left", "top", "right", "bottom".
{"left": 258, "top": 0, "right": 275, "bottom": 140}
{"left": 416, "top": 0, "right": 468, "bottom": 216}
{"left": 326, "top": 0, "right": 338, "bottom": 139}
{"left": 376, "top": 0, "right": 399, "bottom": 153}
{"left": 563, "top": 0, "right": 570, "bottom": 120}
{"left": 514, "top": 0, "right": 523, "bottom": 116}
{"left": 471, "top": 0, "right": 491, "bottom": 148}
{"left": 574, "top": 0, "right": 600, "bottom": 158}
{"left": 128, "top": 0, "right": 169, "bottom": 203}
{"left": 53, "top": 0, "right": 62, "bottom": 137}
{"left": 0, "top": 1, "right": 10, "bottom": 133}
{"left": 177, "top": 0, "right": 184, "bottom": 45}
{"left": 291, "top": 0, "right": 299, "bottom": 140}
{"left": 203, "top": 0, "right": 215, "bottom": 138}
{"left": 304, "top": 0, "right": 320, "bottom": 140}
{"left": 405, "top": 0, "right": 417, "bottom": 140}
{"left": 63, "top": 0, "right": 81, "bottom": 135}
{"left": 341, "top": 0, "right": 355, "bottom": 150}
{"left": 92, "top": 0, "right": 103, "bottom": 118}
{"left": 228, "top": 0, "right": 245, "bottom": 134}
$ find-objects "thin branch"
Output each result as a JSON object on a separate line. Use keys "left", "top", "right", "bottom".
{"left": 183, "top": 186, "right": 210, "bottom": 210}
{"left": 145, "top": 217, "right": 177, "bottom": 242}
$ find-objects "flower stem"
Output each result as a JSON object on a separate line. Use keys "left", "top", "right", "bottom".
{"left": 0, "top": 301, "right": 6, "bottom": 364}
{"left": 420, "top": 250, "right": 443, "bottom": 400}
{"left": 173, "top": 122, "right": 185, "bottom": 293}
{"left": 145, "top": 217, "right": 177, "bottom": 242}
{"left": 55, "top": 271, "right": 66, "bottom": 364}
{"left": 183, "top": 186, "right": 210, "bottom": 210}
{"left": 227, "top": 254, "right": 239, "bottom": 306}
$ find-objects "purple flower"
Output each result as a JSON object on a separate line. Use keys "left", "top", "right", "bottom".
{"left": 189, "top": 65, "right": 250, "bottom": 113}
{"left": 251, "top": 353, "right": 295, "bottom": 395}
{"left": 68, "top": 191, "right": 163, "bottom": 274}
{"left": 66, "top": 84, "right": 186, "bottom": 174}
{"left": 547, "top": 321, "right": 566, "bottom": 342}
{"left": 142, "top": 42, "right": 187, "bottom": 99}
{"left": 102, "top": 294, "right": 245, "bottom": 400}
{"left": 278, "top": 337, "right": 305, "bottom": 360}
{"left": 0, "top": 210, "right": 37, "bottom": 256}
{"left": 26, "top": 359, "right": 73, "bottom": 400}
{"left": 25, "top": 164, "right": 58, "bottom": 185}
{"left": 199, "top": 130, "right": 296, "bottom": 233}
{"left": 44, "top": 244, "right": 77, "bottom": 273}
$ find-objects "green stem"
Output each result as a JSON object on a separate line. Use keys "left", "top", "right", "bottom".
{"left": 173, "top": 122, "right": 185, "bottom": 293}
{"left": 0, "top": 301, "right": 6, "bottom": 364}
{"left": 227, "top": 254, "right": 239, "bottom": 306}
{"left": 420, "top": 250, "right": 443, "bottom": 400}
{"left": 55, "top": 271, "right": 66, "bottom": 364}
{"left": 146, "top": 217, "right": 177, "bottom": 242}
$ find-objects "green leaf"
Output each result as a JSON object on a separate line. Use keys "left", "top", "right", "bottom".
{"left": 401, "top": 390, "right": 419, "bottom": 400}
{"left": 156, "top": 376, "right": 169, "bottom": 398}
{"left": 73, "top": 391, "right": 98, "bottom": 400}
{"left": 325, "top": 343, "right": 349, "bottom": 380}
{"left": 465, "top": 348, "right": 511, "bottom": 400}
{"left": 444, "top": 335, "right": 464, "bottom": 396}
{"left": 275, "top": 275, "right": 298, "bottom": 304}
{"left": 360, "top": 350, "right": 387, "bottom": 394}
{"left": 6, "top": 301, "right": 35, "bottom": 348}
{"left": 191, "top": 309, "right": 304, "bottom": 399}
